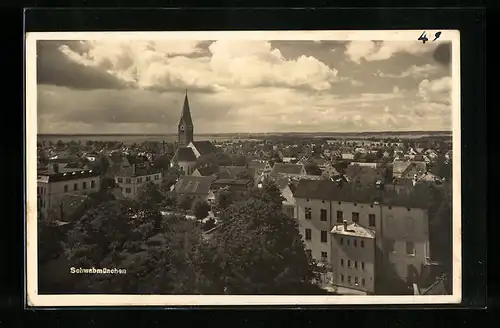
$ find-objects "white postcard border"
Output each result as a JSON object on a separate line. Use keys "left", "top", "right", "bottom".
{"left": 25, "top": 30, "right": 462, "bottom": 307}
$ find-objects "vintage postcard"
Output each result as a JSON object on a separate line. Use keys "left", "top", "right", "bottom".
{"left": 25, "top": 30, "right": 461, "bottom": 307}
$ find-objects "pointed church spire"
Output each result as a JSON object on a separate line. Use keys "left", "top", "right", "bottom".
{"left": 179, "top": 89, "right": 193, "bottom": 127}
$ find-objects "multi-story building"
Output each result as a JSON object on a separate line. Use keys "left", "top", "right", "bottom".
{"left": 115, "top": 164, "right": 163, "bottom": 199}
{"left": 37, "top": 164, "right": 101, "bottom": 219}
{"left": 293, "top": 179, "right": 431, "bottom": 290}
{"left": 331, "top": 221, "right": 376, "bottom": 294}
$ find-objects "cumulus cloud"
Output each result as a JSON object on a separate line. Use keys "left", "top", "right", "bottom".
{"left": 345, "top": 41, "right": 438, "bottom": 64}
{"left": 417, "top": 76, "right": 452, "bottom": 104}
{"left": 39, "top": 40, "right": 340, "bottom": 93}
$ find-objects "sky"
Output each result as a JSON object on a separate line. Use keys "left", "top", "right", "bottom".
{"left": 36, "top": 39, "right": 453, "bottom": 134}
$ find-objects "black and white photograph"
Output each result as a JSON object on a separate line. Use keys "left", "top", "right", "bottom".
{"left": 26, "top": 30, "right": 461, "bottom": 306}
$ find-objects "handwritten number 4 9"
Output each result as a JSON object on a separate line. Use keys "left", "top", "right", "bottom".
{"left": 418, "top": 31, "right": 441, "bottom": 44}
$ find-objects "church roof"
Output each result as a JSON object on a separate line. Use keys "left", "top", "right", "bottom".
{"left": 190, "top": 141, "right": 216, "bottom": 155}
{"left": 178, "top": 92, "right": 193, "bottom": 127}
{"left": 172, "top": 147, "right": 197, "bottom": 163}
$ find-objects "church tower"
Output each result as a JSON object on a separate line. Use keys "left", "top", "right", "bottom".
{"left": 177, "top": 89, "right": 194, "bottom": 146}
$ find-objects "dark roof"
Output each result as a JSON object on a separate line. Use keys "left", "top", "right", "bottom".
{"left": 270, "top": 163, "right": 305, "bottom": 178}
{"left": 174, "top": 176, "right": 215, "bottom": 195}
{"left": 217, "top": 166, "right": 256, "bottom": 179}
{"left": 195, "top": 166, "right": 217, "bottom": 176}
{"left": 421, "top": 276, "right": 449, "bottom": 295}
{"left": 172, "top": 147, "right": 197, "bottom": 162}
{"left": 212, "top": 178, "right": 252, "bottom": 187}
{"left": 345, "top": 165, "right": 387, "bottom": 186}
{"left": 191, "top": 141, "right": 217, "bottom": 155}
{"left": 37, "top": 169, "right": 100, "bottom": 183}
{"left": 293, "top": 179, "right": 429, "bottom": 209}
{"left": 106, "top": 152, "right": 130, "bottom": 166}
{"left": 116, "top": 164, "right": 162, "bottom": 177}
{"left": 178, "top": 93, "right": 193, "bottom": 127}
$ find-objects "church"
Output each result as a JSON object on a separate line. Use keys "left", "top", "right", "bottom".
{"left": 170, "top": 90, "right": 217, "bottom": 175}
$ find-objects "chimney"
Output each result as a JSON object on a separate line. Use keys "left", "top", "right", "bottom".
{"left": 52, "top": 163, "right": 59, "bottom": 173}
{"left": 343, "top": 220, "right": 348, "bottom": 231}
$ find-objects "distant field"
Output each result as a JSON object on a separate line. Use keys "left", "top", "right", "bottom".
{"left": 37, "top": 131, "right": 452, "bottom": 145}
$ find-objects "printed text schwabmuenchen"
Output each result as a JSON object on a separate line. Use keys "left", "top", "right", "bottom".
{"left": 70, "top": 267, "right": 127, "bottom": 274}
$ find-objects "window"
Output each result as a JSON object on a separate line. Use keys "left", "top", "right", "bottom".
{"left": 354, "top": 276, "right": 359, "bottom": 285}
{"left": 354, "top": 239, "right": 357, "bottom": 247}
{"left": 321, "top": 252, "right": 328, "bottom": 261}
{"left": 348, "top": 276, "right": 351, "bottom": 284}
{"left": 305, "top": 229, "right": 312, "bottom": 241}
{"left": 73, "top": 183, "right": 78, "bottom": 191}
{"left": 305, "top": 207, "right": 312, "bottom": 220}
{"left": 117, "top": 178, "right": 123, "bottom": 183}
{"left": 306, "top": 250, "right": 312, "bottom": 258}
{"left": 125, "top": 188, "right": 131, "bottom": 194}
{"left": 155, "top": 175, "right": 159, "bottom": 180}
{"left": 138, "top": 178, "right": 142, "bottom": 183}
{"left": 406, "top": 241, "right": 415, "bottom": 255}
{"left": 126, "top": 178, "right": 131, "bottom": 184}
{"left": 361, "top": 262, "right": 365, "bottom": 270}
{"left": 340, "top": 237, "right": 344, "bottom": 245}
{"left": 91, "top": 180, "right": 95, "bottom": 188}
{"left": 347, "top": 239, "right": 350, "bottom": 246}
{"left": 354, "top": 261, "right": 358, "bottom": 269}
{"left": 369, "top": 214, "right": 376, "bottom": 227}
{"left": 348, "top": 260, "right": 351, "bottom": 268}
{"left": 64, "top": 185, "right": 68, "bottom": 192}
{"left": 321, "top": 230, "right": 328, "bottom": 243}
{"left": 83, "top": 182, "right": 87, "bottom": 189}
{"left": 340, "top": 259, "right": 344, "bottom": 267}
{"left": 146, "top": 176, "right": 151, "bottom": 182}
{"left": 352, "top": 212, "right": 359, "bottom": 223}
{"left": 361, "top": 278, "right": 365, "bottom": 286}
{"left": 361, "top": 240, "right": 365, "bottom": 248}
{"left": 336, "top": 210, "right": 343, "bottom": 223}
{"left": 341, "top": 274, "right": 344, "bottom": 283}
{"left": 387, "top": 239, "right": 396, "bottom": 253}
{"left": 320, "top": 209, "right": 327, "bottom": 221}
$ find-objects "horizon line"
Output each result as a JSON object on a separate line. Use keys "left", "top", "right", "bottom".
{"left": 38, "top": 131, "right": 452, "bottom": 136}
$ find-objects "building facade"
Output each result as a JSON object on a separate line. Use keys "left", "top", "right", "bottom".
{"left": 115, "top": 166, "right": 163, "bottom": 199}
{"left": 37, "top": 166, "right": 101, "bottom": 219}
{"left": 331, "top": 221, "right": 376, "bottom": 294}
{"left": 293, "top": 179, "right": 431, "bottom": 288}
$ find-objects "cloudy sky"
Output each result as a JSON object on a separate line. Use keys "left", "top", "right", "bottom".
{"left": 36, "top": 39, "right": 452, "bottom": 134}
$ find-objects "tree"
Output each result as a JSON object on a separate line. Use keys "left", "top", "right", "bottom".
{"left": 353, "top": 152, "right": 362, "bottom": 161}
{"left": 215, "top": 189, "right": 233, "bottom": 211}
{"left": 210, "top": 196, "right": 318, "bottom": 294}
{"left": 231, "top": 154, "right": 248, "bottom": 166}
{"left": 63, "top": 200, "right": 215, "bottom": 294}
{"left": 137, "top": 181, "right": 165, "bottom": 206}
{"left": 178, "top": 195, "right": 194, "bottom": 211}
{"left": 56, "top": 140, "right": 65, "bottom": 149}
{"left": 304, "top": 162, "right": 322, "bottom": 176}
{"left": 193, "top": 200, "right": 211, "bottom": 220}
{"left": 161, "top": 165, "right": 182, "bottom": 192}
{"left": 100, "top": 176, "right": 118, "bottom": 192}
{"left": 38, "top": 219, "right": 66, "bottom": 265}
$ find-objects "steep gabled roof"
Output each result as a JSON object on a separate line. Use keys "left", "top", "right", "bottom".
{"left": 190, "top": 141, "right": 217, "bottom": 155}
{"left": 174, "top": 176, "right": 215, "bottom": 195}
{"left": 217, "top": 166, "right": 256, "bottom": 179}
{"left": 172, "top": 147, "right": 197, "bottom": 163}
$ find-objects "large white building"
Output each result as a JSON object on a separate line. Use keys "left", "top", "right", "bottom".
{"left": 293, "top": 179, "right": 432, "bottom": 292}
{"left": 37, "top": 164, "right": 101, "bottom": 219}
